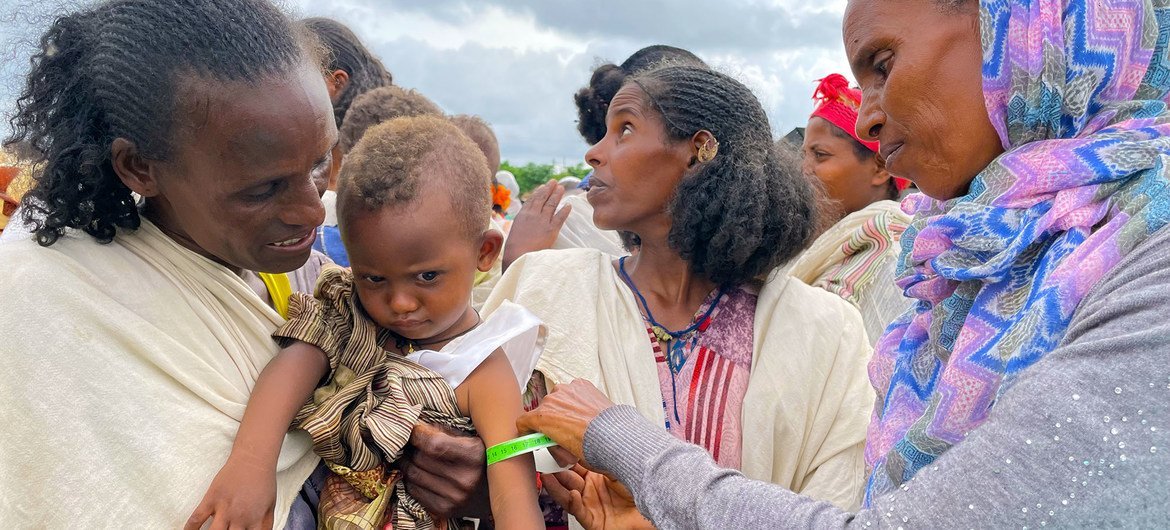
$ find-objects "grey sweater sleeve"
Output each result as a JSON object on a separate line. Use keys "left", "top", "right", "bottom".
{"left": 584, "top": 228, "right": 1170, "bottom": 529}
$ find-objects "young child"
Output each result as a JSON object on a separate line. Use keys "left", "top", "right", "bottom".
{"left": 188, "top": 115, "right": 547, "bottom": 530}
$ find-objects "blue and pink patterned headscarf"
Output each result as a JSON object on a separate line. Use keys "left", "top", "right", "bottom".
{"left": 864, "top": 0, "right": 1170, "bottom": 504}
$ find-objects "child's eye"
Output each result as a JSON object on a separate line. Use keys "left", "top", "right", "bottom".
{"left": 620, "top": 124, "right": 633, "bottom": 138}
{"left": 417, "top": 271, "right": 440, "bottom": 283}
{"left": 363, "top": 275, "right": 386, "bottom": 284}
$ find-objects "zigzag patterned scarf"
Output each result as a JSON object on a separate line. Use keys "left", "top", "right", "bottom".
{"left": 864, "top": 0, "right": 1170, "bottom": 505}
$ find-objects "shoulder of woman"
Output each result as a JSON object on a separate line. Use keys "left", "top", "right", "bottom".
{"left": 505, "top": 247, "right": 611, "bottom": 282}
{"left": 758, "top": 270, "right": 868, "bottom": 341}
{"left": 1064, "top": 223, "right": 1170, "bottom": 346}
{"left": 0, "top": 238, "right": 64, "bottom": 290}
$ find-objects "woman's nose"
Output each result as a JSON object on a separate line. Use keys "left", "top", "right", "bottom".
{"left": 855, "top": 87, "right": 885, "bottom": 143}
{"left": 585, "top": 137, "right": 607, "bottom": 169}
{"left": 280, "top": 176, "right": 326, "bottom": 229}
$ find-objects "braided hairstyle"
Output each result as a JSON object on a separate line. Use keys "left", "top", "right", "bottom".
{"left": 574, "top": 45, "right": 706, "bottom": 145}
{"left": 303, "top": 17, "right": 394, "bottom": 128}
{"left": 5, "top": 0, "right": 321, "bottom": 247}
{"left": 630, "top": 65, "right": 818, "bottom": 285}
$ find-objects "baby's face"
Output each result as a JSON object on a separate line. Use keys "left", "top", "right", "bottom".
{"left": 343, "top": 187, "right": 486, "bottom": 343}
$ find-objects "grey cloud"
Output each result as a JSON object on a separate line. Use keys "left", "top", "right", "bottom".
{"left": 371, "top": 37, "right": 599, "bottom": 164}
{"left": 381, "top": 0, "right": 845, "bottom": 52}
{"left": 0, "top": 0, "right": 850, "bottom": 164}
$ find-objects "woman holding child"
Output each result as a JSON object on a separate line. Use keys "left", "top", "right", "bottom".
{"left": 0, "top": 0, "right": 489, "bottom": 527}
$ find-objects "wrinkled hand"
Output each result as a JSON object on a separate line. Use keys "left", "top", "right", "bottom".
{"left": 401, "top": 423, "right": 490, "bottom": 518}
{"left": 502, "top": 180, "right": 572, "bottom": 271}
{"left": 544, "top": 464, "right": 654, "bottom": 530}
{"left": 516, "top": 379, "right": 616, "bottom": 467}
{"left": 184, "top": 455, "right": 276, "bottom": 530}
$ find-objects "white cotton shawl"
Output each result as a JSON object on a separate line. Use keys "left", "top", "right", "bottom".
{"left": 482, "top": 248, "right": 875, "bottom": 514}
{"left": 789, "top": 200, "right": 912, "bottom": 346}
{"left": 0, "top": 220, "right": 319, "bottom": 528}
{"left": 551, "top": 194, "right": 626, "bottom": 257}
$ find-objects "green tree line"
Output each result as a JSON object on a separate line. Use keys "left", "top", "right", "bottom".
{"left": 499, "top": 161, "right": 591, "bottom": 196}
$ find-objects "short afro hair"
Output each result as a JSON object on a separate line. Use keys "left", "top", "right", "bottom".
{"left": 337, "top": 115, "right": 491, "bottom": 241}
{"left": 338, "top": 86, "right": 443, "bottom": 153}
{"left": 448, "top": 114, "right": 500, "bottom": 173}
{"left": 574, "top": 45, "right": 706, "bottom": 145}
{"left": 627, "top": 65, "right": 818, "bottom": 285}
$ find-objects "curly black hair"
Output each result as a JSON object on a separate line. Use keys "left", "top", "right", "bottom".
{"left": 4, "top": 0, "right": 321, "bottom": 247}
{"left": 302, "top": 17, "right": 394, "bottom": 128}
{"left": 628, "top": 65, "right": 818, "bottom": 285}
{"left": 574, "top": 45, "right": 706, "bottom": 145}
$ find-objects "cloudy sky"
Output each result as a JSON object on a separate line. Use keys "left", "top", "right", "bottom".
{"left": 0, "top": 0, "right": 855, "bottom": 165}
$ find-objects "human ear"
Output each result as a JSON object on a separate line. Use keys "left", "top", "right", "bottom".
{"left": 688, "top": 130, "right": 718, "bottom": 167}
{"left": 477, "top": 228, "right": 505, "bottom": 272}
{"left": 326, "top": 69, "right": 350, "bottom": 101}
{"left": 110, "top": 138, "right": 161, "bottom": 198}
{"left": 867, "top": 154, "right": 894, "bottom": 188}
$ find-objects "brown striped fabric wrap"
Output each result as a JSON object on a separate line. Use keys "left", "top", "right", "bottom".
{"left": 274, "top": 266, "right": 473, "bottom": 530}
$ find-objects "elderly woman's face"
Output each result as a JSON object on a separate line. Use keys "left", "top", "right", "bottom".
{"left": 148, "top": 62, "right": 336, "bottom": 273}
{"left": 584, "top": 84, "right": 692, "bottom": 235}
{"left": 843, "top": 0, "right": 1004, "bottom": 200}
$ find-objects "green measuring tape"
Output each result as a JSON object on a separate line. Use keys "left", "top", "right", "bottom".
{"left": 486, "top": 433, "right": 558, "bottom": 465}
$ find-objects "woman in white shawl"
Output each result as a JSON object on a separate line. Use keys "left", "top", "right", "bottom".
{"left": 483, "top": 65, "right": 874, "bottom": 527}
{"left": 0, "top": 1, "right": 487, "bottom": 527}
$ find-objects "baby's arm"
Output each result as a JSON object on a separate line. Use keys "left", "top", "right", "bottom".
{"left": 457, "top": 350, "right": 545, "bottom": 530}
{"left": 185, "top": 341, "right": 329, "bottom": 530}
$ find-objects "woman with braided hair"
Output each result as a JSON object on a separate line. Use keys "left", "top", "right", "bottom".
{"left": 501, "top": 46, "right": 706, "bottom": 271}
{"left": 521, "top": 0, "right": 1170, "bottom": 527}
{"left": 482, "top": 65, "right": 875, "bottom": 528}
{"left": 0, "top": 1, "right": 488, "bottom": 527}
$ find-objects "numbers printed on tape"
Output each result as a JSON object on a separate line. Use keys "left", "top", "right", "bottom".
{"left": 486, "top": 433, "right": 558, "bottom": 465}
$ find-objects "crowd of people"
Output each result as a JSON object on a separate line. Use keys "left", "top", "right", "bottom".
{"left": 0, "top": 0, "right": 1167, "bottom": 528}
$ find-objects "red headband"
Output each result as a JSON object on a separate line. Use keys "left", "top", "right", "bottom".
{"left": 810, "top": 74, "right": 910, "bottom": 191}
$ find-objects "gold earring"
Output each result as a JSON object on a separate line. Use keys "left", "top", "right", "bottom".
{"left": 697, "top": 138, "right": 719, "bottom": 163}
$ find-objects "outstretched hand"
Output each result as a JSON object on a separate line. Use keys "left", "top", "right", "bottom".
{"left": 502, "top": 180, "right": 572, "bottom": 271}
{"left": 184, "top": 455, "right": 276, "bottom": 530}
{"left": 544, "top": 464, "right": 654, "bottom": 530}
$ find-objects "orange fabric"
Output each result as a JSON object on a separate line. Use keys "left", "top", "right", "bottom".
{"left": 492, "top": 183, "right": 512, "bottom": 212}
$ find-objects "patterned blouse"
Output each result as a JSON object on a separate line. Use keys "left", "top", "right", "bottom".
{"left": 646, "top": 284, "right": 759, "bottom": 469}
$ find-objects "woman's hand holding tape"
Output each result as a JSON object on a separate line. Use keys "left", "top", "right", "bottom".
{"left": 515, "top": 379, "right": 617, "bottom": 471}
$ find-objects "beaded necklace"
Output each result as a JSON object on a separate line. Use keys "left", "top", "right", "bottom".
{"left": 618, "top": 256, "right": 727, "bottom": 424}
